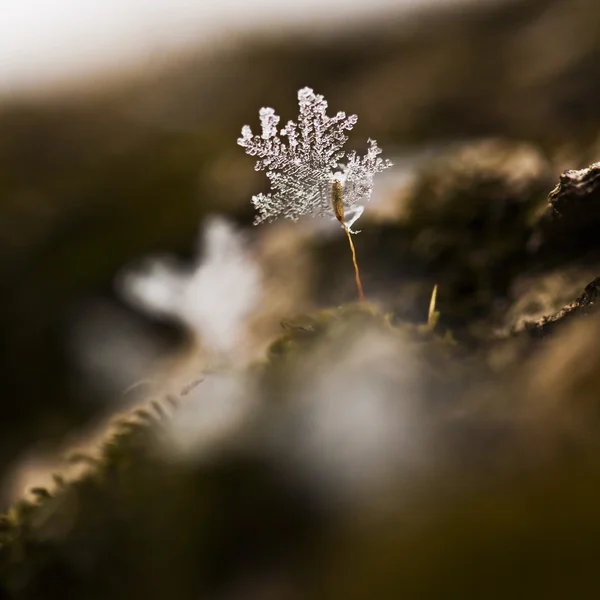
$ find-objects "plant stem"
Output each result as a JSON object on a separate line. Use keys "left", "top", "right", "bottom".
{"left": 343, "top": 223, "right": 365, "bottom": 302}
{"left": 332, "top": 180, "right": 365, "bottom": 302}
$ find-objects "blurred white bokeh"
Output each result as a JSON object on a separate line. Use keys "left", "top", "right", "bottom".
{"left": 0, "top": 0, "right": 497, "bottom": 95}
{"left": 118, "top": 215, "right": 261, "bottom": 361}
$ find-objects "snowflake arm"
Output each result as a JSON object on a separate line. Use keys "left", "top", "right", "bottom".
{"left": 238, "top": 87, "right": 391, "bottom": 229}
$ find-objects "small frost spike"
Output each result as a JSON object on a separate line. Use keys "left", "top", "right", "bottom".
{"left": 238, "top": 87, "right": 392, "bottom": 230}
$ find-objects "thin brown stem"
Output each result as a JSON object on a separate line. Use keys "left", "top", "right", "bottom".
{"left": 343, "top": 224, "right": 364, "bottom": 302}
{"left": 332, "top": 179, "right": 365, "bottom": 302}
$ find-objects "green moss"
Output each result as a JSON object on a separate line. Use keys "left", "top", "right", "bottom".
{"left": 0, "top": 381, "right": 321, "bottom": 599}
{"left": 0, "top": 304, "right": 470, "bottom": 598}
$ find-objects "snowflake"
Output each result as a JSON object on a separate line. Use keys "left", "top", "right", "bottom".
{"left": 237, "top": 87, "right": 392, "bottom": 233}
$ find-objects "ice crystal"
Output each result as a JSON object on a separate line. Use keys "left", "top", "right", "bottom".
{"left": 118, "top": 216, "right": 261, "bottom": 359}
{"left": 238, "top": 87, "right": 392, "bottom": 232}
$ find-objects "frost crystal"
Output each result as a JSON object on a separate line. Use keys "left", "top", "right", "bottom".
{"left": 238, "top": 87, "right": 392, "bottom": 232}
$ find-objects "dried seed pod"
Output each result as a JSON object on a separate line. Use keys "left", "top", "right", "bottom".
{"left": 331, "top": 179, "right": 345, "bottom": 224}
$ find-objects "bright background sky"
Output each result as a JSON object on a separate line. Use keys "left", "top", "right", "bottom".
{"left": 0, "top": 0, "right": 494, "bottom": 96}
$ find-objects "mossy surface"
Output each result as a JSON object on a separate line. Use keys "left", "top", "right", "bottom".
{"left": 4, "top": 306, "right": 600, "bottom": 598}
{"left": 0, "top": 403, "right": 319, "bottom": 599}
{"left": 0, "top": 306, "right": 473, "bottom": 599}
